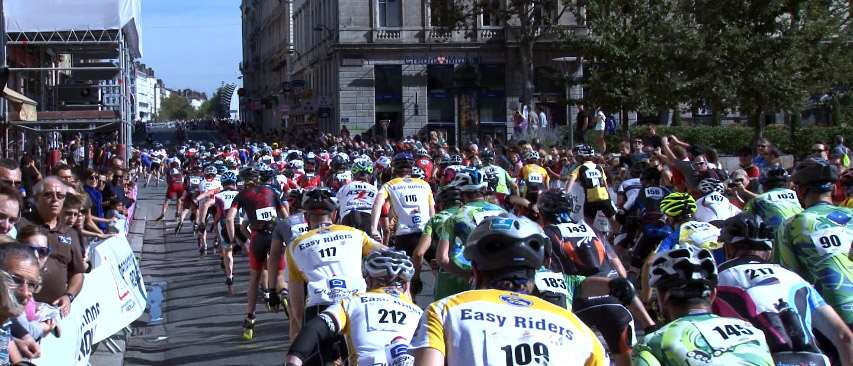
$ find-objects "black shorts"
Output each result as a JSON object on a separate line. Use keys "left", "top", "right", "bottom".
{"left": 392, "top": 232, "right": 422, "bottom": 257}
{"left": 573, "top": 296, "right": 634, "bottom": 354}
{"left": 151, "top": 162, "right": 161, "bottom": 170}
{"left": 339, "top": 211, "right": 371, "bottom": 233}
{"left": 302, "top": 305, "right": 347, "bottom": 366}
{"left": 584, "top": 200, "right": 616, "bottom": 220}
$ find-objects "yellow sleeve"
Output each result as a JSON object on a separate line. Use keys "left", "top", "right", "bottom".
{"left": 322, "top": 298, "right": 349, "bottom": 334}
{"left": 586, "top": 334, "right": 608, "bottom": 366}
{"left": 422, "top": 302, "right": 446, "bottom": 354}
{"left": 286, "top": 244, "right": 306, "bottom": 281}
{"left": 541, "top": 167, "right": 550, "bottom": 186}
{"left": 380, "top": 182, "right": 391, "bottom": 200}
{"left": 361, "top": 230, "right": 382, "bottom": 255}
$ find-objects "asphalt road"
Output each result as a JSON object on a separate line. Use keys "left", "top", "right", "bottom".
{"left": 122, "top": 128, "right": 436, "bottom": 366}
{"left": 124, "top": 129, "right": 289, "bottom": 366}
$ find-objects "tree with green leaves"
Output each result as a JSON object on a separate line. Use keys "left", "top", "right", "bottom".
{"left": 570, "top": 0, "right": 853, "bottom": 140}
{"left": 158, "top": 94, "right": 194, "bottom": 120}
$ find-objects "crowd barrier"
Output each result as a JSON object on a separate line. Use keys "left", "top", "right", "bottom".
{"left": 35, "top": 182, "right": 146, "bottom": 366}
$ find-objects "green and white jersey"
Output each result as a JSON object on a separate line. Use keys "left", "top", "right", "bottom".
{"left": 439, "top": 200, "right": 508, "bottom": 271}
{"left": 633, "top": 313, "right": 773, "bottom": 366}
{"left": 776, "top": 202, "right": 853, "bottom": 325}
{"left": 742, "top": 188, "right": 802, "bottom": 233}
{"left": 480, "top": 164, "right": 512, "bottom": 195}
{"left": 423, "top": 206, "right": 460, "bottom": 250}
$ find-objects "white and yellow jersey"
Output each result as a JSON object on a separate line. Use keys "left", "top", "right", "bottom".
{"left": 379, "top": 177, "right": 434, "bottom": 235}
{"left": 324, "top": 288, "right": 423, "bottom": 366}
{"left": 287, "top": 225, "right": 382, "bottom": 307}
{"left": 411, "top": 289, "right": 607, "bottom": 366}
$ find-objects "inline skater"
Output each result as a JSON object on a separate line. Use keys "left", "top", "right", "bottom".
{"left": 634, "top": 245, "right": 774, "bottom": 366}
{"left": 335, "top": 159, "right": 377, "bottom": 233}
{"left": 694, "top": 178, "right": 741, "bottom": 225}
{"left": 225, "top": 166, "right": 288, "bottom": 340}
{"left": 286, "top": 250, "right": 421, "bottom": 366}
{"left": 325, "top": 153, "right": 352, "bottom": 194}
{"left": 715, "top": 213, "right": 852, "bottom": 365}
{"left": 194, "top": 165, "right": 223, "bottom": 254}
{"left": 411, "top": 214, "right": 607, "bottom": 366}
{"left": 208, "top": 171, "right": 240, "bottom": 293}
{"left": 519, "top": 150, "right": 549, "bottom": 199}
{"left": 479, "top": 148, "right": 517, "bottom": 206}
{"left": 741, "top": 167, "right": 802, "bottom": 236}
{"left": 565, "top": 144, "right": 616, "bottom": 230}
{"left": 155, "top": 159, "right": 185, "bottom": 221}
{"left": 285, "top": 188, "right": 385, "bottom": 365}
{"left": 176, "top": 164, "right": 205, "bottom": 234}
{"left": 369, "top": 151, "right": 434, "bottom": 256}
{"left": 412, "top": 187, "right": 464, "bottom": 298}
{"left": 536, "top": 189, "right": 654, "bottom": 366}
{"left": 434, "top": 168, "right": 507, "bottom": 298}
{"left": 777, "top": 158, "right": 853, "bottom": 327}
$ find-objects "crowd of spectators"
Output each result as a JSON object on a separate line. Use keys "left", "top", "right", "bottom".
{"left": 0, "top": 145, "right": 134, "bottom": 365}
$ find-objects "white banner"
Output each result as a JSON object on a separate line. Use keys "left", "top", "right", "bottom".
{"left": 34, "top": 235, "right": 147, "bottom": 366}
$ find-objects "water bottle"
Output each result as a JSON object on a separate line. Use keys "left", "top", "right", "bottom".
{"left": 776, "top": 299, "right": 809, "bottom": 352}
{"left": 386, "top": 336, "right": 414, "bottom": 366}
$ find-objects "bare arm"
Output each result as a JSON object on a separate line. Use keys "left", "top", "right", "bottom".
{"left": 414, "top": 347, "right": 444, "bottom": 366}
{"left": 369, "top": 191, "right": 387, "bottom": 237}
{"left": 813, "top": 305, "right": 853, "bottom": 366}
{"left": 436, "top": 239, "right": 470, "bottom": 278}
{"left": 288, "top": 272, "right": 306, "bottom": 340}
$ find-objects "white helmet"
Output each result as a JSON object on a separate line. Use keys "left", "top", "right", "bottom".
{"left": 362, "top": 250, "right": 415, "bottom": 285}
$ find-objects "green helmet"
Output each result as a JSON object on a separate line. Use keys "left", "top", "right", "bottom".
{"left": 352, "top": 159, "right": 374, "bottom": 176}
{"left": 660, "top": 192, "right": 697, "bottom": 218}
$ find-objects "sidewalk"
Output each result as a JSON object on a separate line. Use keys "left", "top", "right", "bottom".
{"left": 89, "top": 208, "right": 148, "bottom": 366}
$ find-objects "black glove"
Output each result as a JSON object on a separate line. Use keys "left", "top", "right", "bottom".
{"left": 267, "top": 290, "right": 281, "bottom": 311}
{"left": 411, "top": 276, "right": 423, "bottom": 296}
{"left": 609, "top": 277, "right": 636, "bottom": 306}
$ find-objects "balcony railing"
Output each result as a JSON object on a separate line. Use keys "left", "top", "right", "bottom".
{"left": 373, "top": 28, "right": 402, "bottom": 42}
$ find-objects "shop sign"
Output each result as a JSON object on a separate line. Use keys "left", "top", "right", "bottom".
{"left": 403, "top": 55, "right": 479, "bottom": 65}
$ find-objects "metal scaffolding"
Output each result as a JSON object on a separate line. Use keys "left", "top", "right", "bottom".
{"left": 3, "top": 27, "right": 135, "bottom": 163}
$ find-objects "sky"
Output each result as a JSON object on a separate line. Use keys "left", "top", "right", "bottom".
{"left": 140, "top": 0, "right": 242, "bottom": 96}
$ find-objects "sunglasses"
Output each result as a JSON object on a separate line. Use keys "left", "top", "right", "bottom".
{"left": 10, "top": 273, "right": 41, "bottom": 293}
{"left": 29, "top": 246, "right": 51, "bottom": 258}
{"left": 0, "top": 179, "right": 21, "bottom": 187}
{"left": 813, "top": 149, "right": 824, "bottom": 153}
{"left": 40, "top": 192, "right": 66, "bottom": 200}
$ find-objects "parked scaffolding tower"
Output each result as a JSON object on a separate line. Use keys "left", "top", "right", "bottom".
{"left": 2, "top": 0, "right": 142, "bottom": 162}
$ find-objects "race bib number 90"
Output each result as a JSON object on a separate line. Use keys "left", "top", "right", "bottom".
{"left": 809, "top": 226, "right": 852, "bottom": 256}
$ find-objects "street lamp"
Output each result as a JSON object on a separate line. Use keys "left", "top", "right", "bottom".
{"left": 553, "top": 56, "right": 582, "bottom": 148}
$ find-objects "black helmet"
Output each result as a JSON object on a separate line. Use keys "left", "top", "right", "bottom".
{"left": 464, "top": 214, "right": 547, "bottom": 272}
{"left": 641, "top": 167, "right": 662, "bottom": 182}
{"left": 480, "top": 149, "right": 495, "bottom": 162}
{"left": 302, "top": 188, "right": 337, "bottom": 213}
{"left": 630, "top": 161, "right": 649, "bottom": 178}
{"left": 536, "top": 189, "right": 573, "bottom": 224}
{"left": 239, "top": 167, "right": 259, "bottom": 183}
{"left": 286, "top": 189, "right": 304, "bottom": 210}
{"left": 720, "top": 213, "right": 773, "bottom": 251}
{"left": 792, "top": 158, "right": 837, "bottom": 192}
{"left": 436, "top": 187, "right": 463, "bottom": 207}
{"left": 649, "top": 246, "right": 718, "bottom": 298}
{"left": 259, "top": 168, "right": 277, "bottom": 182}
{"left": 762, "top": 166, "right": 789, "bottom": 187}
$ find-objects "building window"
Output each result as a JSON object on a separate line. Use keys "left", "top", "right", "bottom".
{"left": 481, "top": 0, "right": 501, "bottom": 26}
{"left": 377, "top": 0, "right": 402, "bottom": 27}
{"left": 478, "top": 64, "right": 506, "bottom": 123}
{"left": 427, "top": 65, "right": 454, "bottom": 123}
{"left": 430, "top": 0, "right": 457, "bottom": 27}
